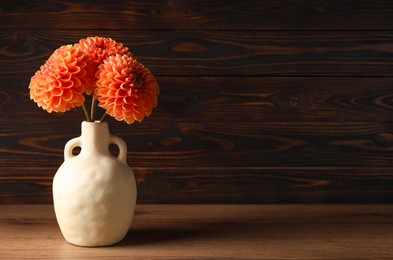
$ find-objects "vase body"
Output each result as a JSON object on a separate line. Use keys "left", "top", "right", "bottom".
{"left": 53, "top": 121, "right": 137, "bottom": 247}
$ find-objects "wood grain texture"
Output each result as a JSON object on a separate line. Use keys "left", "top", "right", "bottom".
{"left": 1, "top": 0, "right": 393, "bottom": 204}
{"left": 2, "top": 74, "right": 393, "bottom": 203}
{"left": 1, "top": 167, "right": 393, "bottom": 204}
{"left": 2, "top": 30, "right": 393, "bottom": 76}
{"left": 1, "top": 205, "right": 393, "bottom": 259}
{"left": 3, "top": 121, "right": 393, "bottom": 168}
{"left": 2, "top": 0, "right": 393, "bottom": 30}
{"left": 2, "top": 75, "right": 393, "bottom": 123}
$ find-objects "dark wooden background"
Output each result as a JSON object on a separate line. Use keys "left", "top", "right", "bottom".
{"left": 1, "top": 0, "right": 393, "bottom": 204}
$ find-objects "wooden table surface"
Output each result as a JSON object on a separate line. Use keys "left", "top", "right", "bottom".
{"left": 0, "top": 204, "right": 392, "bottom": 259}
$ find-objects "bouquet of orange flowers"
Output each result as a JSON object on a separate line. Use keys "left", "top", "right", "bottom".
{"left": 29, "top": 36, "right": 159, "bottom": 124}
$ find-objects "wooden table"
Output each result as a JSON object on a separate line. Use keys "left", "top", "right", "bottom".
{"left": 1, "top": 205, "right": 392, "bottom": 259}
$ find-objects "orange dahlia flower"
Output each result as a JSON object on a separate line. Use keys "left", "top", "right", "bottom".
{"left": 78, "top": 36, "right": 131, "bottom": 64}
{"left": 95, "top": 54, "right": 159, "bottom": 124}
{"left": 29, "top": 45, "right": 96, "bottom": 113}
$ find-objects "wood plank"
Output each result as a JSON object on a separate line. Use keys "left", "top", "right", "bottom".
{"left": 0, "top": 205, "right": 393, "bottom": 259}
{"left": 2, "top": 30, "right": 393, "bottom": 76}
{"left": 2, "top": 0, "right": 393, "bottom": 30}
{"left": 2, "top": 75, "right": 393, "bottom": 123}
{"left": 1, "top": 167, "right": 393, "bottom": 204}
{"left": 2, "top": 121, "right": 393, "bottom": 169}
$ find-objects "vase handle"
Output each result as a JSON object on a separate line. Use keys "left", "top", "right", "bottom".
{"left": 109, "top": 135, "right": 127, "bottom": 163}
{"left": 64, "top": 137, "right": 81, "bottom": 161}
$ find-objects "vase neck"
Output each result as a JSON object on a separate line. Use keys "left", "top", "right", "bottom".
{"left": 80, "top": 121, "right": 110, "bottom": 154}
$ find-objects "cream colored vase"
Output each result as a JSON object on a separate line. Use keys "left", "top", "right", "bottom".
{"left": 53, "top": 121, "right": 137, "bottom": 247}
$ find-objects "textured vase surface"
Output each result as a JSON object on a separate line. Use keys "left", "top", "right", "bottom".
{"left": 53, "top": 121, "right": 137, "bottom": 247}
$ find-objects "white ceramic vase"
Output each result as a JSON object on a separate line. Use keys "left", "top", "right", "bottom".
{"left": 53, "top": 121, "right": 137, "bottom": 247}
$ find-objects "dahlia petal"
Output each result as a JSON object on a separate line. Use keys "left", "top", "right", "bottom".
{"left": 142, "top": 97, "right": 153, "bottom": 110}
{"left": 114, "top": 74, "right": 124, "bottom": 82}
{"left": 126, "top": 87, "right": 133, "bottom": 97}
{"left": 109, "top": 82, "right": 120, "bottom": 89}
{"left": 124, "top": 115, "right": 135, "bottom": 124}
{"left": 61, "top": 89, "right": 73, "bottom": 101}
{"left": 112, "top": 89, "right": 121, "bottom": 97}
{"left": 60, "top": 72, "right": 72, "bottom": 82}
{"left": 133, "top": 109, "right": 144, "bottom": 121}
{"left": 50, "top": 96, "right": 62, "bottom": 107}
{"left": 42, "top": 92, "right": 52, "bottom": 102}
{"left": 115, "top": 88, "right": 125, "bottom": 97}
{"left": 107, "top": 97, "right": 116, "bottom": 105}
{"left": 114, "top": 98, "right": 124, "bottom": 106}
{"left": 122, "top": 102, "right": 134, "bottom": 111}
{"left": 68, "top": 65, "right": 81, "bottom": 74}
{"left": 51, "top": 87, "right": 63, "bottom": 96}
{"left": 72, "top": 84, "right": 84, "bottom": 94}
{"left": 60, "top": 80, "right": 73, "bottom": 89}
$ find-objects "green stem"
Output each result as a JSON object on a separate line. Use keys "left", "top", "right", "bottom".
{"left": 100, "top": 112, "right": 108, "bottom": 122}
{"left": 90, "top": 97, "right": 96, "bottom": 122}
{"left": 82, "top": 103, "right": 91, "bottom": 122}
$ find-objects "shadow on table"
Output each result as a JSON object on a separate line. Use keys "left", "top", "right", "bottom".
{"left": 117, "top": 227, "right": 208, "bottom": 246}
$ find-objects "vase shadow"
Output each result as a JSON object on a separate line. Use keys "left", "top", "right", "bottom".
{"left": 117, "top": 227, "right": 207, "bottom": 247}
